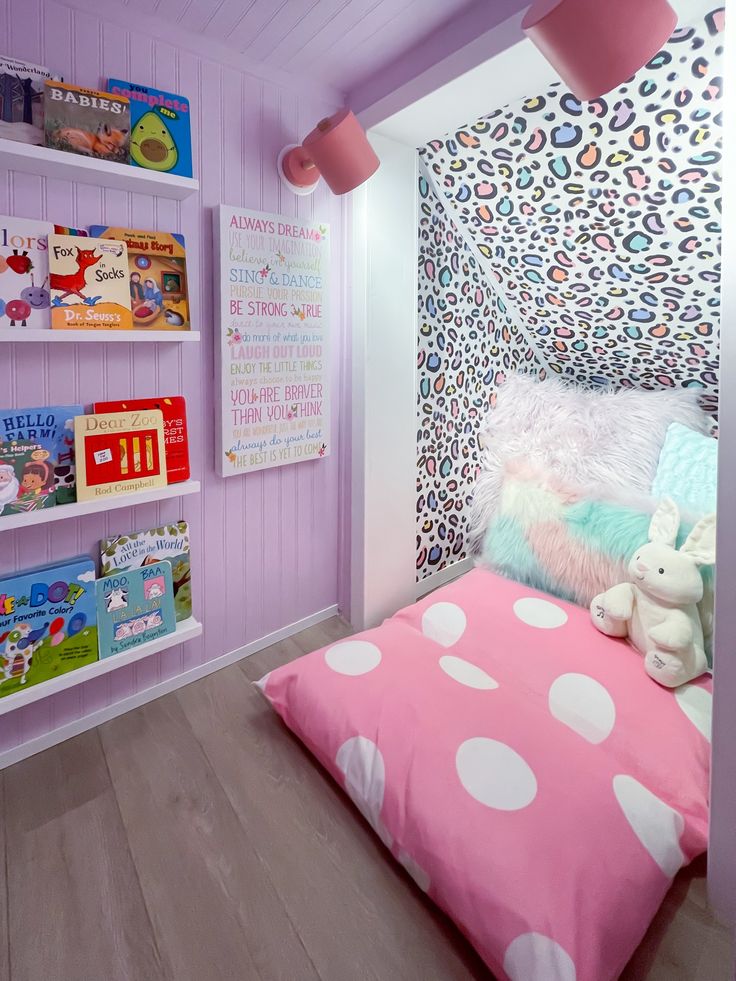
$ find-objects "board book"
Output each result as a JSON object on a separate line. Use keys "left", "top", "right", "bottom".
{"left": 0, "top": 438, "right": 55, "bottom": 515}
{"left": 49, "top": 234, "right": 133, "bottom": 330}
{"left": 106, "top": 79, "right": 192, "bottom": 177}
{"left": 0, "top": 556, "right": 98, "bottom": 698}
{"left": 96, "top": 560, "right": 176, "bottom": 658}
{"left": 44, "top": 80, "right": 130, "bottom": 162}
{"left": 74, "top": 408, "right": 167, "bottom": 502}
{"left": 0, "top": 214, "right": 53, "bottom": 329}
{"left": 100, "top": 521, "right": 191, "bottom": 622}
{"left": 88, "top": 226, "right": 190, "bottom": 331}
{"left": 0, "top": 405, "right": 85, "bottom": 505}
{"left": 93, "top": 397, "right": 189, "bottom": 483}
{"left": 0, "top": 55, "right": 59, "bottom": 146}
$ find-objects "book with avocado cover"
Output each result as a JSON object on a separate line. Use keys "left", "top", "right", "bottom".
{"left": 106, "top": 79, "right": 192, "bottom": 177}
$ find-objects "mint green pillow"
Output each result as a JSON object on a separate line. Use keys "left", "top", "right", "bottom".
{"left": 652, "top": 423, "right": 717, "bottom": 515}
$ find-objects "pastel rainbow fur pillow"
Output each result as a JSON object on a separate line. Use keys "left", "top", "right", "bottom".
{"left": 480, "top": 461, "right": 714, "bottom": 662}
{"left": 469, "top": 373, "right": 710, "bottom": 553}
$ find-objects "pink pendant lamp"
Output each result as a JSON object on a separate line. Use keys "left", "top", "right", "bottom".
{"left": 522, "top": 0, "right": 678, "bottom": 100}
{"left": 278, "top": 108, "right": 380, "bottom": 196}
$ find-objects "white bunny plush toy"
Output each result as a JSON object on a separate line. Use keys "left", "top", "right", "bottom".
{"left": 590, "top": 499, "right": 716, "bottom": 688}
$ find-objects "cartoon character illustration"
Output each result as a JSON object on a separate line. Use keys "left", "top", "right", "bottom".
{"left": 105, "top": 587, "right": 128, "bottom": 612}
{"left": 53, "top": 464, "right": 75, "bottom": 495}
{"left": 114, "top": 621, "right": 133, "bottom": 640}
{"left": 49, "top": 247, "right": 101, "bottom": 302}
{"left": 130, "top": 112, "right": 178, "bottom": 172}
{"left": 4, "top": 249, "right": 33, "bottom": 275}
{"left": 130, "top": 270, "right": 144, "bottom": 304}
{"left": 56, "top": 122, "right": 129, "bottom": 158}
{"left": 164, "top": 309, "right": 185, "bottom": 327}
{"left": 3, "top": 297, "right": 32, "bottom": 325}
{"left": 20, "top": 274, "right": 50, "bottom": 310}
{"left": 145, "top": 610, "right": 163, "bottom": 630}
{"left": 144, "top": 576, "right": 166, "bottom": 600}
{"left": 20, "top": 460, "right": 51, "bottom": 497}
{"left": 0, "top": 464, "right": 19, "bottom": 509}
{"left": 0, "top": 623, "right": 43, "bottom": 686}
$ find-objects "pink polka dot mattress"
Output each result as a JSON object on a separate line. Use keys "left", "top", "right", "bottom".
{"left": 257, "top": 569, "right": 711, "bottom": 981}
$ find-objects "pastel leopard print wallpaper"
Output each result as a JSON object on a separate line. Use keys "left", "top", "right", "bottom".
{"left": 417, "top": 171, "right": 545, "bottom": 580}
{"left": 416, "top": 2, "right": 723, "bottom": 582}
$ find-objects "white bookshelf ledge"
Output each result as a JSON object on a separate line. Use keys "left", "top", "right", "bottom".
{"left": 0, "top": 137, "right": 199, "bottom": 199}
{"left": 0, "top": 329, "right": 200, "bottom": 343}
{"left": 0, "top": 480, "right": 200, "bottom": 532}
{"left": 0, "top": 617, "right": 203, "bottom": 716}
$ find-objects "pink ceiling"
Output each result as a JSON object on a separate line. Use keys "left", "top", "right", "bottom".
{"left": 122, "top": 0, "right": 525, "bottom": 96}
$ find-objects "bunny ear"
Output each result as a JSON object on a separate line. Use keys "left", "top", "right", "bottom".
{"left": 681, "top": 514, "right": 716, "bottom": 566}
{"left": 649, "top": 498, "right": 680, "bottom": 546}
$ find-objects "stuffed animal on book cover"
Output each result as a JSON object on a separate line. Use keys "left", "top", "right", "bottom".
{"left": 590, "top": 499, "right": 715, "bottom": 688}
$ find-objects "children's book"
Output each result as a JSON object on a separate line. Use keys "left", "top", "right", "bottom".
{"left": 53, "top": 224, "right": 89, "bottom": 237}
{"left": 0, "top": 214, "right": 53, "bottom": 329}
{"left": 44, "top": 81, "right": 129, "bottom": 162}
{"left": 0, "top": 438, "right": 55, "bottom": 515}
{"left": 0, "top": 405, "right": 85, "bottom": 505}
{"left": 0, "top": 55, "right": 60, "bottom": 146}
{"left": 74, "top": 408, "right": 167, "bottom": 502}
{"left": 93, "top": 397, "right": 190, "bottom": 483}
{"left": 96, "top": 560, "right": 176, "bottom": 658}
{"left": 48, "top": 233, "right": 133, "bottom": 330}
{"left": 0, "top": 556, "right": 98, "bottom": 697}
{"left": 106, "top": 79, "right": 192, "bottom": 177}
{"left": 100, "top": 521, "right": 191, "bottom": 622}
{"left": 88, "top": 226, "right": 190, "bottom": 331}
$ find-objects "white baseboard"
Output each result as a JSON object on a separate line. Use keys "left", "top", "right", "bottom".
{"left": 416, "top": 556, "right": 475, "bottom": 599}
{"left": 0, "top": 604, "right": 339, "bottom": 770}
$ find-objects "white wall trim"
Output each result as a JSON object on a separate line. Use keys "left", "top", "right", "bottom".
{"left": 350, "top": 132, "right": 418, "bottom": 630}
{"left": 707, "top": 0, "right": 736, "bottom": 927}
{"left": 0, "top": 605, "right": 338, "bottom": 770}
{"left": 416, "top": 556, "right": 475, "bottom": 599}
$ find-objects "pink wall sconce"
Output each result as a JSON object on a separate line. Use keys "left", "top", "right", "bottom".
{"left": 522, "top": 0, "right": 678, "bottom": 100}
{"left": 278, "top": 108, "right": 380, "bottom": 196}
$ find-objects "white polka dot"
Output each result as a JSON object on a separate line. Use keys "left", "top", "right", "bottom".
{"left": 504, "top": 933, "right": 576, "bottom": 981}
{"left": 439, "top": 655, "right": 498, "bottom": 690}
{"left": 675, "top": 684, "right": 712, "bottom": 742}
{"left": 421, "top": 602, "right": 467, "bottom": 647}
{"left": 513, "top": 596, "right": 568, "bottom": 629}
{"left": 397, "top": 850, "right": 431, "bottom": 893}
{"left": 456, "top": 737, "right": 537, "bottom": 810}
{"left": 548, "top": 673, "right": 616, "bottom": 744}
{"left": 325, "top": 640, "right": 381, "bottom": 676}
{"left": 336, "top": 736, "right": 392, "bottom": 847}
{"left": 613, "top": 775, "right": 685, "bottom": 877}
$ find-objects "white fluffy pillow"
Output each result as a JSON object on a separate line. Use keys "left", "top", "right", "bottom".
{"left": 468, "top": 374, "right": 710, "bottom": 552}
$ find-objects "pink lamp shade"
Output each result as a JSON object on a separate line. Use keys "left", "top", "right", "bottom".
{"left": 278, "top": 109, "right": 379, "bottom": 196}
{"left": 522, "top": 0, "right": 678, "bottom": 101}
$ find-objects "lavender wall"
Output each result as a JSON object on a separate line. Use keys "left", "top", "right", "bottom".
{"left": 0, "top": 0, "right": 350, "bottom": 756}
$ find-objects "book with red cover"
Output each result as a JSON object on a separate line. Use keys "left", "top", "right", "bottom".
{"left": 93, "top": 396, "right": 189, "bottom": 483}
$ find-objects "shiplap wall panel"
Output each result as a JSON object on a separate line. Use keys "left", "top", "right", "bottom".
{"left": 0, "top": 0, "right": 348, "bottom": 755}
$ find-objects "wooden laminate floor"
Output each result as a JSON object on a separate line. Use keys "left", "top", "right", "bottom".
{"left": 1, "top": 616, "right": 733, "bottom": 981}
